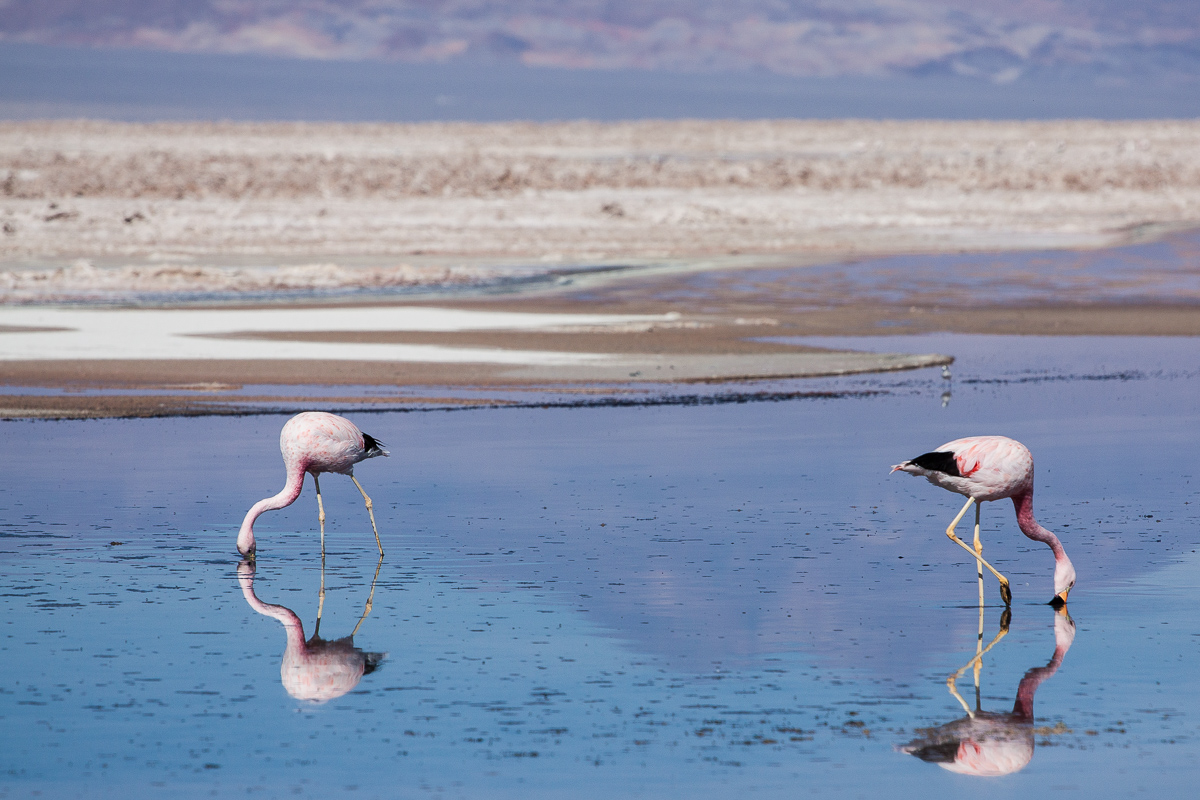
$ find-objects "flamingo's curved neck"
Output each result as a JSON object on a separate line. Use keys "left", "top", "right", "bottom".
{"left": 237, "top": 461, "right": 306, "bottom": 555}
{"left": 1012, "top": 491, "right": 1066, "bottom": 560}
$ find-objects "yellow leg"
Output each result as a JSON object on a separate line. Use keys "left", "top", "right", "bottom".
{"left": 314, "top": 474, "right": 326, "bottom": 629}
{"left": 314, "top": 474, "right": 327, "bottom": 555}
{"left": 351, "top": 475, "right": 384, "bottom": 556}
{"left": 974, "top": 502, "right": 985, "bottom": 609}
{"left": 946, "top": 497, "right": 1012, "bottom": 605}
{"left": 947, "top": 495, "right": 974, "bottom": 532}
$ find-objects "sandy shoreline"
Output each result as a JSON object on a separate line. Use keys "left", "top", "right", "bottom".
{"left": 3, "top": 294, "right": 1198, "bottom": 418}
{"left": 0, "top": 303, "right": 952, "bottom": 418}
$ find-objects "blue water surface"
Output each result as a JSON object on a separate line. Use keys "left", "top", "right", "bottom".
{"left": 1, "top": 334, "right": 1198, "bottom": 798}
{"left": 638, "top": 228, "right": 1200, "bottom": 307}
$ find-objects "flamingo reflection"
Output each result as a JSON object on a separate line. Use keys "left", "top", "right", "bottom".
{"left": 238, "top": 557, "right": 385, "bottom": 702}
{"left": 900, "top": 606, "right": 1075, "bottom": 776}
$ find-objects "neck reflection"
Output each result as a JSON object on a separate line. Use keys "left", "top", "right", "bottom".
{"left": 900, "top": 605, "right": 1076, "bottom": 777}
{"left": 238, "top": 556, "right": 386, "bottom": 703}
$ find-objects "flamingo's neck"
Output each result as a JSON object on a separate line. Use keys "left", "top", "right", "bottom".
{"left": 237, "top": 462, "right": 306, "bottom": 555}
{"left": 1012, "top": 491, "right": 1066, "bottom": 560}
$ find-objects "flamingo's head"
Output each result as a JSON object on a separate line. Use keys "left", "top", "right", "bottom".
{"left": 1052, "top": 556, "right": 1076, "bottom": 606}
{"left": 237, "top": 516, "right": 257, "bottom": 558}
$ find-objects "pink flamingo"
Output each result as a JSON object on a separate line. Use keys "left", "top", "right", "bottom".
{"left": 237, "top": 412, "right": 388, "bottom": 558}
{"left": 892, "top": 435, "right": 1075, "bottom": 606}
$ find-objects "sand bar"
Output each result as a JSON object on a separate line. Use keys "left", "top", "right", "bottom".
{"left": 0, "top": 306, "right": 673, "bottom": 364}
{"left": 0, "top": 303, "right": 951, "bottom": 418}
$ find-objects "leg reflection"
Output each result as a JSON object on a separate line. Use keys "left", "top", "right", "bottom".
{"left": 352, "top": 554, "right": 384, "bottom": 638}
{"left": 947, "top": 604, "right": 1011, "bottom": 718}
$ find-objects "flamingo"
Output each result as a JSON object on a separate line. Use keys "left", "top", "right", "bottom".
{"left": 237, "top": 412, "right": 388, "bottom": 558}
{"left": 891, "top": 435, "right": 1075, "bottom": 606}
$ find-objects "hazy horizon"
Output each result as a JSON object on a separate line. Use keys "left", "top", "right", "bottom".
{"left": 4, "top": 1, "right": 1199, "bottom": 83}
{"left": 3, "top": 39, "right": 1199, "bottom": 123}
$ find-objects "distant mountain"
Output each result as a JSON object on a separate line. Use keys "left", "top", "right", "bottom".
{"left": 2, "top": 1, "right": 1199, "bottom": 83}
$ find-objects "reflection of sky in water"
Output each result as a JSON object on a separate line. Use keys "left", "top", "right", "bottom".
{"left": 786, "top": 333, "right": 1200, "bottom": 379}
{"left": 652, "top": 228, "right": 1200, "bottom": 306}
{"left": 2, "top": 335, "right": 1199, "bottom": 797}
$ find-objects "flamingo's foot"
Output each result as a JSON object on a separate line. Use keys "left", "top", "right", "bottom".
{"left": 999, "top": 580, "right": 1012, "bottom": 606}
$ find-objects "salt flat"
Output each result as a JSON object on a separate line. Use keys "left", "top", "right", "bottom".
{"left": 3, "top": 119, "right": 1198, "bottom": 282}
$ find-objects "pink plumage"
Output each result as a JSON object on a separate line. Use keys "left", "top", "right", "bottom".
{"left": 892, "top": 435, "right": 1075, "bottom": 605}
{"left": 238, "top": 411, "right": 388, "bottom": 557}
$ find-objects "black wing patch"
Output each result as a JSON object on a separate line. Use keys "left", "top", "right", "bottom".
{"left": 904, "top": 741, "right": 960, "bottom": 764}
{"left": 362, "top": 432, "right": 385, "bottom": 456}
{"left": 909, "top": 450, "right": 961, "bottom": 477}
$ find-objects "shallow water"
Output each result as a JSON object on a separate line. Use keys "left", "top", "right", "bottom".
{"left": 2, "top": 334, "right": 1199, "bottom": 798}
{"left": 644, "top": 228, "right": 1200, "bottom": 307}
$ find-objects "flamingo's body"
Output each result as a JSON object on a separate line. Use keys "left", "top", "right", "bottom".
{"left": 892, "top": 435, "right": 1075, "bottom": 605}
{"left": 238, "top": 412, "right": 388, "bottom": 557}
